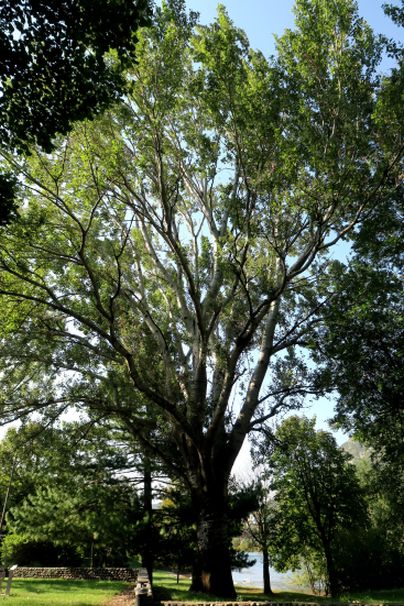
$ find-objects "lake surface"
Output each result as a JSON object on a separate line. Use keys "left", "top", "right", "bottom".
{"left": 232, "top": 552, "right": 304, "bottom": 590}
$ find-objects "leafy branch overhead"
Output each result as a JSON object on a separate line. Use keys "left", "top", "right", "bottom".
{"left": 0, "top": 0, "right": 151, "bottom": 154}
{"left": 0, "top": 0, "right": 151, "bottom": 224}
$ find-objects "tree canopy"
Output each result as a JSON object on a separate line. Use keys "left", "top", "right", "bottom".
{"left": 0, "top": 0, "right": 151, "bottom": 225}
{"left": 0, "top": 0, "right": 402, "bottom": 597}
{"left": 0, "top": 0, "right": 151, "bottom": 153}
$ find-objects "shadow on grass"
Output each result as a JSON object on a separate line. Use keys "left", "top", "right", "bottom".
{"left": 4, "top": 579, "right": 130, "bottom": 606}
{"left": 11, "top": 578, "right": 129, "bottom": 597}
{"left": 153, "top": 572, "right": 319, "bottom": 603}
{"left": 153, "top": 572, "right": 404, "bottom": 604}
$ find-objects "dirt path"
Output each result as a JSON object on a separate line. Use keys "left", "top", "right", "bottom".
{"left": 103, "top": 585, "right": 135, "bottom": 606}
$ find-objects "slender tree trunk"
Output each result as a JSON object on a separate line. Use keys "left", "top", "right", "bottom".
{"left": 142, "top": 456, "right": 154, "bottom": 584}
{"left": 0, "top": 455, "right": 17, "bottom": 537}
{"left": 262, "top": 546, "right": 273, "bottom": 595}
{"left": 90, "top": 540, "right": 95, "bottom": 568}
{"left": 190, "top": 559, "right": 203, "bottom": 592}
{"left": 323, "top": 540, "right": 340, "bottom": 597}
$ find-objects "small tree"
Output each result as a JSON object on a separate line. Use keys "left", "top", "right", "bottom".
{"left": 263, "top": 416, "right": 367, "bottom": 597}
{"left": 0, "top": 422, "right": 143, "bottom": 566}
{"left": 243, "top": 481, "right": 276, "bottom": 595}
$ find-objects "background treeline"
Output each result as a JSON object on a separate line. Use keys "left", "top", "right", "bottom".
{"left": 0, "top": 415, "right": 402, "bottom": 597}
{"left": 242, "top": 416, "right": 404, "bottom": 596}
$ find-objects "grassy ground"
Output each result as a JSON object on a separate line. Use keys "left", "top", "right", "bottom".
{"left": 0, "top": 578, "right": 129, "bottom": 605}
{"left": 153, "top": 570, "right": 404, "bottom": 604}
{"left": 338, "top": 589, "right": 404, "bottom": 605}
{"left": 2, "top": 574, "right": 404, "bottom": 605}
{"left": 153, "top": 571, "right": 313, "bottom": 602}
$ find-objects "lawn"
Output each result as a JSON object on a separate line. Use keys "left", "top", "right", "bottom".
{"left": 338, "top": 589, "right": 404, "bottom": 605}
{"left": 153, "top": 570, "right": 404, "bottom": 604}
{"left": 0, "top": 578, "right": 129, "bottom": 605}
{"left": 153, "top": 571, "right": 314, "bottom": 602}
{"left": 3, "top": 574, "right": 404, "bottom": 605}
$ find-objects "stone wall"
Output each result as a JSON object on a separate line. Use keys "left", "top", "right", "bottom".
{"left": 13, "top": 567, "right": 138, "bottom": 581}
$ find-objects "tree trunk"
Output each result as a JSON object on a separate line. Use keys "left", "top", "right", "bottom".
{"left": 262, "top": 546, "right": 273, "bottom": 595}
{"left": 0, "top": 455, "right": 17, "bottom": 536}
{"left": 191, "top": 486, "right": 236, "bottom": 598}
{"left": 142, "top": 457, "right": 154, "bottom": 584}
{"left": 323, "top": 541, "right": 340, "bottom": 598}
{"left": 189, "top": 559, "right": 203, "bottom": 592}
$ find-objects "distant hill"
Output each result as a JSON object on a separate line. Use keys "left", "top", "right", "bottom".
{"left": 341, "top": 437, "right": 370, "bottom": 461}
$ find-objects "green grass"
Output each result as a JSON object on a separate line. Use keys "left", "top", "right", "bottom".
{"left": 0, "top": 578, "right": 129, "bottom": 605}
{"left": 3, "top": 574, "right": 404, "bottom": 605}
{"left": 153, "top": 571, "right": 315, "bottom": 603}
{"left": 339, "top": 589, "right": 404, "bottom": 604}
{"left": 153, "top": 570, "right": 404, "bottom": 604}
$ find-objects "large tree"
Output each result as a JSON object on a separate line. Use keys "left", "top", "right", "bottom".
{"left": 310, "top": 48, "right": 403, "bottom": 523}
{"left": 0, "top": 0, "right": 401, "bottom": 596}
{"left": 310, "top": 194, "right": 404, "bottom": 555}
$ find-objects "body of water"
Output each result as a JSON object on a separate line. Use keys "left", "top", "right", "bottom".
{"left": 232, "top": 552, "right": 304, "bottom": 591}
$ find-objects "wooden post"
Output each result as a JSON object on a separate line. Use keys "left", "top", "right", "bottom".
{"left": 5, "top": 564, "right": 18, "bottom": 596}
{"left": 135, "top": 568, "right": 152, "bottom": 606}
{"left": 0, "top": 566, "right": 5, "bottom": 594}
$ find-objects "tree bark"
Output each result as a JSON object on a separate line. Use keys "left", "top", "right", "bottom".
{"left": 142, "top": 456, "right": 154, "bottom": 584}
{"left": 262, "top": 546, "right": 273, "bottom": 595}
{"left": 323, "top": 540, "right": 340, "bottom": 597}
{"left": 191, "top": 484, "right": 236, "bottom": 598}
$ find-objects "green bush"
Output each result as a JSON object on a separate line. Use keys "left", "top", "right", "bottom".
{"left": 1, "top": 532, "right": 81, "bottom": 567}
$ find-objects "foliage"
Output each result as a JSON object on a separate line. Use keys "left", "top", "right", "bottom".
{"left": 382, "top": 2, "right": 404, "bottom": 56}
{"left": 262, "top": 416, "right": 367, "bottom": 596}
{"left": 314, "top": 263, "right": 403, "bottom": 466}
{"left": 0, "top": 422, "right": 144, "bottom": 567}
{"left": 0, "top": 0, "right": 151, "bottom": 225}
{"left": 307, "top": 52, "right": 404, "bottom": 564}
{"left": 349, "top": 455, "right": 404, "bottom": 590}
{"left": 1, "top": 533, "right": 80, "bottom": 567}
{"left": 310, "top": 122, "right": 403, "bottom": 545}
{"left": 8, "top": 482, "right": 141, "bottom": 566}
{"left": 0, "top": 0, "right": 151, "bottom": 154}
{"left": 154, "top": 485, "right": 199, "bottom": 574}
{"left": 309, "top": 35, "right": 403, "bottom": 481}
{"left": 0, "top": 0, "right": 401, "bottom": 596}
